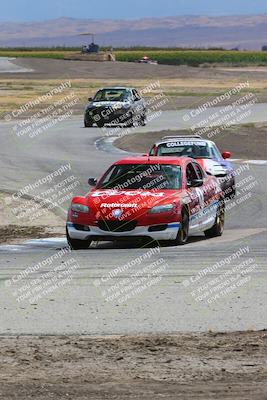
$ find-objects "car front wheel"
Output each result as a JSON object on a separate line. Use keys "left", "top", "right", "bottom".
{"left": 66, "top": 229, "right": 92, "bottom": 250}
{"left": 125, "top": 112, "right": 134, "bottom": 127}
{"left": 84, "top": 119, "right": 93, "bottom": 127}
{"left": 171, "top": 209, "right": 189, "bottom": 246}
{"left": 139, "top": 113, "right": 147, "bottom": 126}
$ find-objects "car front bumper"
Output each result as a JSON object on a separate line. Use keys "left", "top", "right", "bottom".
{"left": 66, "top": 222, "right": 180, "bottom": 241}
{"left": 85, "top": 108, "right": 129, "bottom": 124}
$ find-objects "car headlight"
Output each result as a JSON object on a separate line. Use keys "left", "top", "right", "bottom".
{"left": 71, "top": 204, "right": 89, "bottom": 213}
{"left": 149, "top": 204, "right": 174, "bottom": 214}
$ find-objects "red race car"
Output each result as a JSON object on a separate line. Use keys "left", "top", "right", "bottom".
{"left": 66, "top": 156, "right": 225, "bottom": 249}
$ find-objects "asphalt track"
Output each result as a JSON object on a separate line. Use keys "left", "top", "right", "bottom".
{"left": 0, "top": 57, "right": 33, "bottom": 73}
{"left": 0, "top": 107, "right": 266, "bottom": 335}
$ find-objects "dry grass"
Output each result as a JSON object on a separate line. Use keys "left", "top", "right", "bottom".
{"left": 0, "top": 76, "right": 267, "bottom": 118}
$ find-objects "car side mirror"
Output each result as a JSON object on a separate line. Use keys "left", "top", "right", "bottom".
{"left": 88, "top": 178, "right": 97, "bottom": 187}
{"left": 142, "top": 153, "right": 149, "bottom": 157}
{"left": 222, "top": 151, "right": 231, "bottom": 159}
{"left": 88, "top": 97, "right": 93, "bottom": 102}
{"left": 189, "top": 179, "right": 203, "bottom": 188}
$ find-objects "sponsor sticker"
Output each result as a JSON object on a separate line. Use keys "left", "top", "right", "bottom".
{"left": 166, "top": 141, "right": 207, "bottom": 147}
{"left": 92, "top": 190, "right": 165, "bottom": 198}
{"left": 100, "top": 203, "right": 138, "bottom": 208}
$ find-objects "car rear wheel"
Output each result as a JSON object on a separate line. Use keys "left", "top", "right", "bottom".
{"left": 66, "top": 229, "right": 92, "bottom": 250}
{"left": 171, "top": 209, "right": 189, "bottom": 246}
{"left": 204, "top": 200, "right": 225, "bottom": 238}
{"left": 139, "top": 113, "right": 147, "bottom": 126}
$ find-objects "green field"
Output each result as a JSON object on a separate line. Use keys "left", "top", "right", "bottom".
{"left": 0, "top": 50, "right": 70, "bottom": 59}
{"left": 1, "top": 48, "right": 267, "bottom": 66}
{"left": 115, "top": 50, "right": 267, "bottom": 66}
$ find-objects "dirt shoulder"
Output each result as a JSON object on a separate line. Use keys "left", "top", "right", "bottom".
{"left": 115, "top": 124, "right": 267, "bottom": 160}
{"left": 1, "top": 58, "right": 194, "bottom": 80}
{"left": 0, "top": 331, "right": 266, "bottom": 399}
{"left": 0, "top": 192, "right": 65, "bottom": 244}
{"left": 7, "top": 58, "right": 267, "bottom": 82}
{"left": 3, "top": 60, "right": 267, "bottom": 118}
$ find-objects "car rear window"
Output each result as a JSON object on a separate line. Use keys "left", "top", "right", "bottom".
{"left": 157, "top": 141, "right": 210, "bottom": 159}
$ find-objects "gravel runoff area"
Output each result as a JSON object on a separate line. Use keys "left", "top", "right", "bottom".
{"left": 3, "top": 58, "right": 267, "bottom": 116}
{"left": 3, "top": 57, "right": 264, "bottom": 80}
{"left": 0, "top": 192, "right": 65, "bottom": 244}
{"left": 0, "top": 331, "right": 266, "bottom": 400}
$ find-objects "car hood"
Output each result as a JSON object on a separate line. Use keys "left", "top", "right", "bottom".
{"left": 85, "top": 189, "right": 181, "bottom": 212}
{"left": 197, "top": 158, "right": 229, "bottom": 176}
{"left": 87, "top": 101, "right": 129, "bottom": 108}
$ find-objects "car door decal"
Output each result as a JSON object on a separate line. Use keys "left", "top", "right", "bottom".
{"left": 195, "top": 187, "right": 205, "bottom": 210}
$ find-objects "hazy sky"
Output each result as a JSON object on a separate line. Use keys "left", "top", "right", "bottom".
{"left": 1, "top": 0, "right": 267, "bottom": 21}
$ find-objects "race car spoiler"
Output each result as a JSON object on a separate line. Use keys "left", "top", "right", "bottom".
{"left": 162, "top": 135, "right": 202, "bottom": 140}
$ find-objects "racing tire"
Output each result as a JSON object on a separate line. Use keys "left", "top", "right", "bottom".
{"left": 226, "top": 185, "right": 236, "bottom": 199}
{"left": 204, "top": 200, "right": 225, "bottom": 238}
{"left": 84, "top": 119, "right": 93, "bottom": 128}
{"left": 96, "top": 121, "right": 105, "bottom": 128}
{"left": 171, "top": 209, "right": 189, "bottom": 246}
{"left": 66, "top": 229, "right": 92, "bottom": 250}
{"left": 125, "top": 113, "right": 134, "bottom": 128}
{"left": 139, "top": 113, "right": 147, "bottom": 126}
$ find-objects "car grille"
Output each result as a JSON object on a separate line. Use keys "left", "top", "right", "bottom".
{"left": 74, "top": 224, "right": 90, "bottom": 232}
{"left": 88, "top": 107, "right": 125, "bottom": 117}
{"left": 90, "top": 107, "right": 113, "bottom": 114}
{"left": 92, "top": 107, "right": 106, "bottom": 114}
{"left": 86, "top": 107, "right": 104, "bottom": 117}
{"left": 98, "top": 220, "right": 137, "bottom": 232}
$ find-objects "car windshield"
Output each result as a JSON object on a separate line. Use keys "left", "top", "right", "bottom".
{"left": 156, "top": 140, "right": 211, "bottom": 159}
{"left": 210, "top": 143, "right": 223, "bottom": 161}
{"left": 97, "top": 164, "right": 182, "bottom": 190}
{"left": 93, "top": 89, "right": 130, "bottom": 102}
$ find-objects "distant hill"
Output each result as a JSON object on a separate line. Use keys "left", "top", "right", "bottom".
{"left": 1, "top": 14, "right": 267, "bottom": 49}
